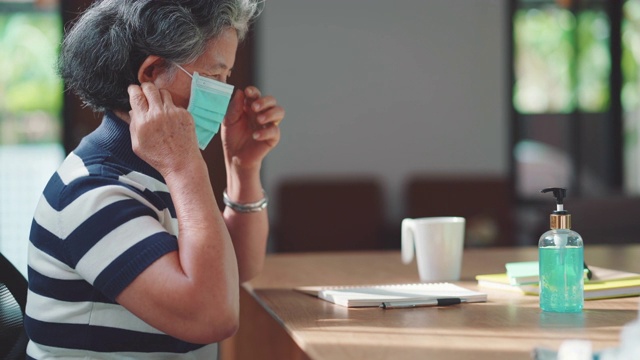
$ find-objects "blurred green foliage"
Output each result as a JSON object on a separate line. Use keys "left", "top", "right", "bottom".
{"left": 622, "top": 0, "right": 640, "bottom": 161}
{"left": 576, "top": 10, "right": 610, "bottom": 112}
{"left": 622, "top": 0, "right": 640, "bottom": 112}
{"left": 0, "top": 11, "right": 62, "bottom": 144}
{"left": 513, "top": 6, "right": 610, "bottom": 114}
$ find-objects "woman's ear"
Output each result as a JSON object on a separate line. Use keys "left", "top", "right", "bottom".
{"left": 137, "top": 55, "right": 165, "bottom": 84}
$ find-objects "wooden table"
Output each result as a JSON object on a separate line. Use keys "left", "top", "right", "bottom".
{"left": 220, "top": 245, "right": 640, "bottom": 360}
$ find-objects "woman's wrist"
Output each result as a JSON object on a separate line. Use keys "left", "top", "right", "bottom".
{"left": 163, "top": 157, "right": 210, "bottom": 189}
{"left": 223, "top": 188, "right": 268, "bottom": 213}
{"left": 225, "top": 162, "right": 263, "bottom": 202}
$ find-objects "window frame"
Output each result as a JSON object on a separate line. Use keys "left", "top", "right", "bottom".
{"left": 509, "top": 0, "right": 624, "bottom": 202}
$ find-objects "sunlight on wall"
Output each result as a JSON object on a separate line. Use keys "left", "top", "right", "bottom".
{"left": 0, "top": 144, "right": 64, "bottom": 275}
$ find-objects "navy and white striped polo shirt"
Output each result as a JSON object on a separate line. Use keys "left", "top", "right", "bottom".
{"left": 25, "top": 112, "right": 218, "bottom": 359}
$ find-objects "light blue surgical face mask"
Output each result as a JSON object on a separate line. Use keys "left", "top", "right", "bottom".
{"left": 177, "top": 64, "right": 234, "bottom": 150}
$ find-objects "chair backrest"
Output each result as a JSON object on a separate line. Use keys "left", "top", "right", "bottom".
{"left": 405, "top": 175, "right": 514, "bottom": 247}
{"left": 274, "top": 178, "right": 386, "bottom": 252}
{"left": 0, "top": 253, "right": 28, "bottom": 360}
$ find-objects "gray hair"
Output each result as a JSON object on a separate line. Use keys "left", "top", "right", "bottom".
{"left": 59, "top": 0, "right": 262, "bottom": 112}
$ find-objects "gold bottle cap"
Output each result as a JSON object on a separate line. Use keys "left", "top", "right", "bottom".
{"left": 550, "top": 213, "right": 571, "bottom": 229}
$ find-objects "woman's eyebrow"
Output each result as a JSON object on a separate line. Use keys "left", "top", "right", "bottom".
{"left": 208, "top": 60, "right": 231, "bottom": 71}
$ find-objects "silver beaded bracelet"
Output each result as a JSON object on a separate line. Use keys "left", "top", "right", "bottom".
{"left": 222, "top": 189, "right": 268, "bottom": 213}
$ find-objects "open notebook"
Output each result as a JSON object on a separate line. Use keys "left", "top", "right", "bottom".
{"left": 295, "top": 283, "right": 488, "bottom": 308}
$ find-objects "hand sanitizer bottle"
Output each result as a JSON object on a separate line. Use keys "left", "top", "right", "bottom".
{"left": 539, "top": 187, "right": 584, "bottom": 312}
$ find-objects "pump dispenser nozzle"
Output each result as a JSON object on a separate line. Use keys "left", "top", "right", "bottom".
{"left": 541, "top": 187, "right": 566, "bottom": 212}
{"left": 541, "top": 187, "right": 571, "bottom": 229}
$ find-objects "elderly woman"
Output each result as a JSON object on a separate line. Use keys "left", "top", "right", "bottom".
{"left": 25, "top": 0, "right": 283, "bottom": 358}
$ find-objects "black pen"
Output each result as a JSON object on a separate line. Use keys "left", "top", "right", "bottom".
{"left": 380, "top": 298, "right": 463, "bottom": 309}
{"left": 584, "top": 262, "right": 592, "bottom": 280}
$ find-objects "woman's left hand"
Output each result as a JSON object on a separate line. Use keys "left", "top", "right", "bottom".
{"left": 222, "top": 86, "right": 284, "bottom": 170}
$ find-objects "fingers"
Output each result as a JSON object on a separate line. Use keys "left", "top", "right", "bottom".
{"left": 244, "top": 86, "right": 261, "bottom": 100}
{"left": 244, "top": 86, "right": 283, "bottom": 127}
{"left": 251, "top": 95, "right": 277, "bottom": 115}
{"left": 224, "top": 88, "right": 246, "bottom": 125}
{"left": 128, "top": 84, "right": 148, "bottom": 113}
{"left": 226, "top": 85, "right": 285, "bottom": 132}
{"left": 251, "top": 94, "right": 284, "bottom": 141}
{"left": 159, "top": 88, "right": 174, "bottom": 108}
{"left": 128, "top": 82, "right": 167, "bottom": 115}
{"left": 252, "top": 120, "right": 281, "bottom": 141}
{"left": 140, "top": 82, "right": 163, "bottom": 109}
{"left": 255, "top": 105, "right": 285, "bottom": 127}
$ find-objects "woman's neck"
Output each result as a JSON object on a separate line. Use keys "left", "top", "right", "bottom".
{"left": 113, "top": 110, "right": 131, "bottom": 124}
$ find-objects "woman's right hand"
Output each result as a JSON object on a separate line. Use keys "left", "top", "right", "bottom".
{"left": 122, "top": 82, "right": 240, "bottom": 344}
{"left": 127, "top": 82, "right": 202, "bottom": 176}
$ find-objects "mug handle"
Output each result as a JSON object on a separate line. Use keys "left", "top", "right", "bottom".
{"left": 401, "top": 218, "right": 415, "bottom": 264}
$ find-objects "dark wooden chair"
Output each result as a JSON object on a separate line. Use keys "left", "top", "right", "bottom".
{"left": 0, "top": 252, "right": 28, "bottom": 360}
{"left": 405, "top": 175, "right": 514, "bottom": 247}
{"left": 274, "top": 178, "right": 386, "bottom": 252}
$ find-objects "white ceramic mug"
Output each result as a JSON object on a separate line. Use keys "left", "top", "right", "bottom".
{"left": 401, "top": 217, "right": 466, "bottom": 282}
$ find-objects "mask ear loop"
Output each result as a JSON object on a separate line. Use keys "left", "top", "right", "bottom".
{"left": 176, "top": 64, "right": 193, "bottom": 78}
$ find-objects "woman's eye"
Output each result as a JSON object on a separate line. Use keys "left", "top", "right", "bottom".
{"left": 204, "top": 72, "right": 230, "bottom": 82}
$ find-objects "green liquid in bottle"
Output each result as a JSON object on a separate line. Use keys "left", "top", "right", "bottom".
{"left": 539, "top": 246, "right": 584, "bottom": 312}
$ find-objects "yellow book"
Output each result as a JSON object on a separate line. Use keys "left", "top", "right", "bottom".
{"left": 476, "top": 266, "right": 640, "bottom": 300}
{"left": 475, "top": 273, "right": 538, "bottom": 295}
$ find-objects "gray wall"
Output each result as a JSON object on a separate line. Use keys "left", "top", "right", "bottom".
{"left": 256, "top": 0, "right": 509, "bottom": 224}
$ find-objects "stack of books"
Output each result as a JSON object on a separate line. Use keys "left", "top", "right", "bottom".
{"left": 476, "top": 262, "right": 640, "bottom": 300}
